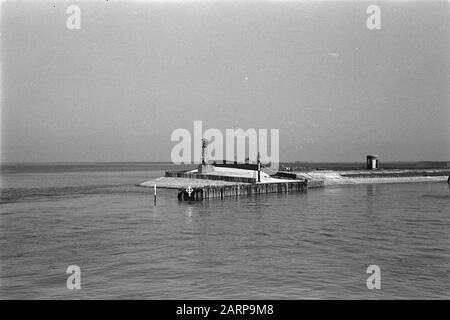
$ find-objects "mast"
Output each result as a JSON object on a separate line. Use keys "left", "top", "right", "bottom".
{"left": 201, "top": 138, "right": 208, "bottom": 165}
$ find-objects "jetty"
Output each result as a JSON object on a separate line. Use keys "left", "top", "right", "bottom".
{"left": 139, "top": 165, "right": 449, "bottom": 200}
{"left": 138, "top": 144, "right": 449, "bottom": 201}
{"left": 140, "top": 164, "right": 314, "bottom": 201}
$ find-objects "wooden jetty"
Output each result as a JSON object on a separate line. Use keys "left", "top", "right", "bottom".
{"left": 177, "top": 180, "right": 308, "bottom": 201}
{"left": 140, "top": 156, "right": 321, "bottom": 201}
{"left": 140, "top": 163, "right": 447, "bottom": 202}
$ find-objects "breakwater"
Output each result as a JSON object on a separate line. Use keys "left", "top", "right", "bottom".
{"left": 139, "top": 168, "right": 447, "bottom": 201}
{"left": 294, "top": 169, "right": 449, "bottom": 186}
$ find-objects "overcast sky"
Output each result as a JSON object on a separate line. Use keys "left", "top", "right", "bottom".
{"left": 1, "top": 0, "right": 449, "bottom": 162}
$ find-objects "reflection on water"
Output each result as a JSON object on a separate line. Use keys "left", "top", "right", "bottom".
{"left": 185, "top": 206, "right": 193, "bottom": 225}
{"left": 366, "top": 184, "right": 379, "bottom": 197}
{"left": 1, "top": 167, "right": 449, "bottom": 299}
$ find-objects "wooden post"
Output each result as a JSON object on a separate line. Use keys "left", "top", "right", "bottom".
{"left": 154, "top": 184, "right": 157, "bottom": 205}
{"left": 257, "top": 152, "right": 261, "bottom": 183}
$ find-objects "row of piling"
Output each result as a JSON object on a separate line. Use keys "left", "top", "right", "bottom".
{"left": 177, "top": 180, "right": 307, "bottom": 201}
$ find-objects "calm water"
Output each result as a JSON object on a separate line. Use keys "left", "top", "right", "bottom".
{"left": 1, "top": 164, "right": 449, "bottom": 299}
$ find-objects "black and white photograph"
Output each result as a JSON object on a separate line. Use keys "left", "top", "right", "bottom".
{"left": 1, "top": 0, "right": 449, "bottom": 306}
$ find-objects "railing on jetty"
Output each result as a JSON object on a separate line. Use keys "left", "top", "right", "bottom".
{"left": 165, "top": 171, "right": 257, "bottom": 184}
{"left": 177, "top": 180, "right": 307, "bottom": 201}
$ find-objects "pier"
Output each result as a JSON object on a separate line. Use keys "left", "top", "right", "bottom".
{"left": 139, "top": 161, "right": 313, "bottom": 201}
{"left": 139, "top": 166, "right": 450, "bottom": 201}
{"left": 139, "top": 143, "right": 448, "bottom": 201}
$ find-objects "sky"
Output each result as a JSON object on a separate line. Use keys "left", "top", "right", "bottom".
{"left": 1, "top": 0, "right": 449, "bottom": 163}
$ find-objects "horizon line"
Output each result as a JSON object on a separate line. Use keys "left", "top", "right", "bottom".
{"left": 1, "top": 160, "right": 449, "bottom": 165}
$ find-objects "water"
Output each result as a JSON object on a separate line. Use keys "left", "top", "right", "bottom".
{"left": 1, "top": 163, "right": 449, "bottom": 299}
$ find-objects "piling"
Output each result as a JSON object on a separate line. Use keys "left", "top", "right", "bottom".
{"left": 177, "top": 180, "right": 307, "bottom": 201}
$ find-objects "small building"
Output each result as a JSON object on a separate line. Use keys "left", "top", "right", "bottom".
{"left": 366, "top": 155, "right": 380, "bottom": 170}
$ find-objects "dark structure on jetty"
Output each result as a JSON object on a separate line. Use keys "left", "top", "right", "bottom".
{"left": 177, "top": 180, "right": 308, "bottom": 201}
